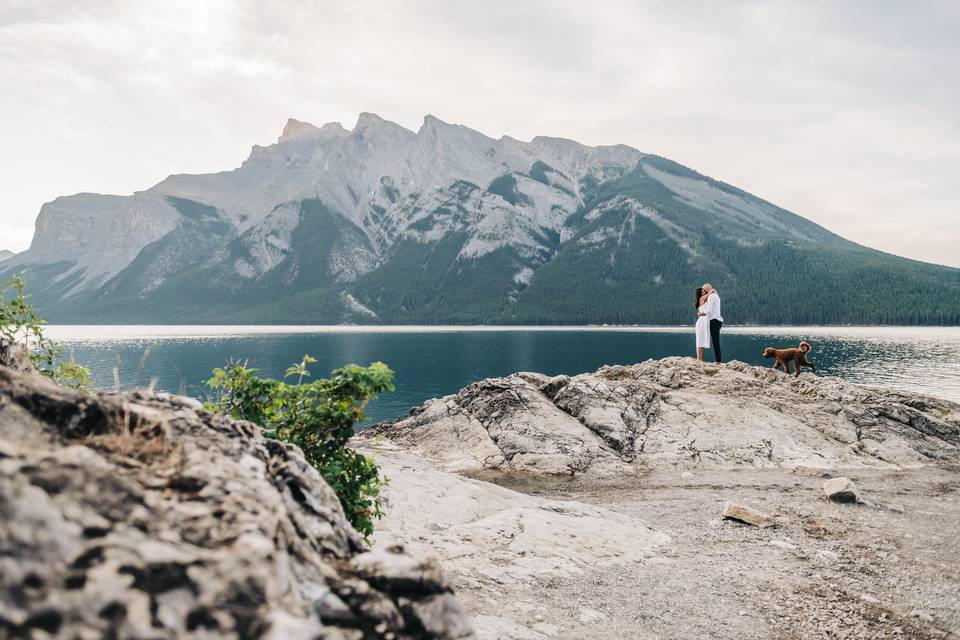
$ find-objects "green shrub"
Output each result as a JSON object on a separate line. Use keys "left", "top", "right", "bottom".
{"left": 207, "top": 355, "right": 394, "bottom": 539}
{"left": 0, "top": 275, "right": 91, "bottom": 390}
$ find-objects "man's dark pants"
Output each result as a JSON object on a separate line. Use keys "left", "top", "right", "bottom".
{"left": 709, "top": 319, "right": 723, "bottom": 363}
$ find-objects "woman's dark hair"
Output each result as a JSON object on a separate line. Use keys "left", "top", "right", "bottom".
{"left": 694, "top": 287, "right": 704, "bottom": 309}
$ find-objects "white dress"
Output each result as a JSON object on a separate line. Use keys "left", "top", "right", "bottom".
{"left": 695, "top": 305, "right": 711, "bottom": 349}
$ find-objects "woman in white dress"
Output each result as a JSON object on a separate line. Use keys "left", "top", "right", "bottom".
{"left": 694, "top": 287, "right": 711, "bottom": 360}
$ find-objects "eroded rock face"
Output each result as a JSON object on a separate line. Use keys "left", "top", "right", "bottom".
{"left": 0, "top": 366, "right": 474, "bottom": 639}
{"left": 361, "top": 358, "right": 960, "bottom": 476}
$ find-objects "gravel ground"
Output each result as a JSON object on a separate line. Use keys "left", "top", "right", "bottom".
{"left": 455, "top": 465, "right": 960, "bottom": 640}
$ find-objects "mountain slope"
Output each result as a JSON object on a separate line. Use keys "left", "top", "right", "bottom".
{"left": 4, "top": 113, "right": 959, "bottom": 325}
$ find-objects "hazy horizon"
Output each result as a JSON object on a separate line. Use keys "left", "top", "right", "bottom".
{"left": 2, "top": 1, "right": 959, "bottom": 267}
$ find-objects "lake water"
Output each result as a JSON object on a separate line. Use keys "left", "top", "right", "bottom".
{"left": 46, "top": 325, "right": 960, "bottom": 424}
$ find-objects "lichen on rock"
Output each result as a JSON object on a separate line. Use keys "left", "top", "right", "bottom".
{"left": 0, "top": 366, "right": 475, "bottom": 639}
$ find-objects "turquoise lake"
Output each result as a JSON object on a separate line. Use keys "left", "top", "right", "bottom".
{"left": 46, "top": 326, "right": 960, "bottom": 425}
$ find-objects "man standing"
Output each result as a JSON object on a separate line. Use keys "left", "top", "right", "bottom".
{"left": 702, "top": 283, "right": 723, "bottom": 363}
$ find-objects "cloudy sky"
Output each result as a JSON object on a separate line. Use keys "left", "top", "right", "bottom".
{"left": 1, "top": 0, "right": 958, "bottom": 265}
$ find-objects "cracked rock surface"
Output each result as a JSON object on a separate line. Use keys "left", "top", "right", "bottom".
{"left": 361, "top": 358, "right": 960, "bottom": 476}
{"left": 0, "top": 366, "right": 474, "bottom": 639}
{"left": 356, "top": 359, "right": 960, "bottom": 639}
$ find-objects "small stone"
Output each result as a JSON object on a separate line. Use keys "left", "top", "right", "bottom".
{"left": 823, "top": 477, "right": 860, "bottom": 503}
{"left": 887, "top": 504, "right": 905, "bottom": 514}
{"left": 722, "top": 501, "right": 775, "bottom": 528}
{"left": 792, "top": 465, "right": 830, "bottom": 477}
{"left": 681, "top": 471, "right": 693, "bottom": 479}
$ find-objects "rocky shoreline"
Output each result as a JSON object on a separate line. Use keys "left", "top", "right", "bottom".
{"left": 356, "top": 358, "right": 960, "bottom": 639}
{"left": 2, "top": 357, "right": 960, "bottom": 639}
{"left": 360, "top": 357, "right": 960, "bottom": 476}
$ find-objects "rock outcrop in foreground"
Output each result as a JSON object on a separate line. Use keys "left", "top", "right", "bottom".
{"left": 0, "top": 366, "right": 474, "bottom": 639}
{"left": 362, "top": 358, "right": 960, "bottom": 476}
{"left": 356, "top": 359, "right": 960, "bottom": 639}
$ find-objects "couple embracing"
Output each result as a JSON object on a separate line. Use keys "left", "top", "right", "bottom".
{"left": 695, "top": 284, "right": 723, "bottom": 362}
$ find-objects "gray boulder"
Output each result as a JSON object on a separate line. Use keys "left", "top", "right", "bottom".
{"left": 822, "top": 477, "right": 861, "bottom": 503}
{"left": 0, "top": 366, "right": 474, "bottom": 639}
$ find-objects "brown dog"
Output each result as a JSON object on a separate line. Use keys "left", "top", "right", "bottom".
{"left": 762, "top": 341, "right": 816, "bottom": 376}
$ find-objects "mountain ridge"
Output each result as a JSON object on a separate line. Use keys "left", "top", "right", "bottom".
{"left": 4, "top": 113, "right": 960, "bottom": 325}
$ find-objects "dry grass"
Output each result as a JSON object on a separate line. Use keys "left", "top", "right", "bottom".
{"left": 82, "top": 403, "right": 182, "bottom": 472}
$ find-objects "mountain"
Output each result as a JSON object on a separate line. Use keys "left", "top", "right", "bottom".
{"left": 0, "top": 250, "right": 14, "bottom": 264}
{"left": 4, "top": 113, "right": 960, "bottom": 325}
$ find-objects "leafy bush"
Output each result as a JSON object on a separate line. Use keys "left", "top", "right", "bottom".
{"left": 0, "top": 275, "right": 91, "bottom": 390}
{"left": 207, "top": 356, "right": 394, "bottom": 539}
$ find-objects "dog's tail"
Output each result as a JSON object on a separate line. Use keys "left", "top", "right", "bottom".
{"left": 799, "top": 341, "right": 811, "bottom": 353}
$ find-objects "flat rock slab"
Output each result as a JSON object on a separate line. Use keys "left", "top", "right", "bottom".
{"left": 823, "top": 476, "right": 861, "bottom": 502}
{"left": 358, "top": 442, "right": 669, "bottom": 587}
{"left": 722, "top": 501, "right": 776, "bottom": 528}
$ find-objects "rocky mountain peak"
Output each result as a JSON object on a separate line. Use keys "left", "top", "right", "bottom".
{"left": 278, "top": 117, "right": 319, "bottom": 142}
{"left": 277, "top": 117, "right": 347, "bottom": 144}
{"left": 418, "top": 113, "right": 461, "bottom": 134}
{"left": 353, "top": 111, "right": 412, "bottom": 135}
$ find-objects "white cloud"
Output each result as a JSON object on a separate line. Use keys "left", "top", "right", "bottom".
{"left": 0, "top": 0, "right": 957, "bottom": 266}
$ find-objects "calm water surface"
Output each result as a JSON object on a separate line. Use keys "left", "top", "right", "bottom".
{"left": 46, "top": 326, "right": 960, "bottom": 424}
